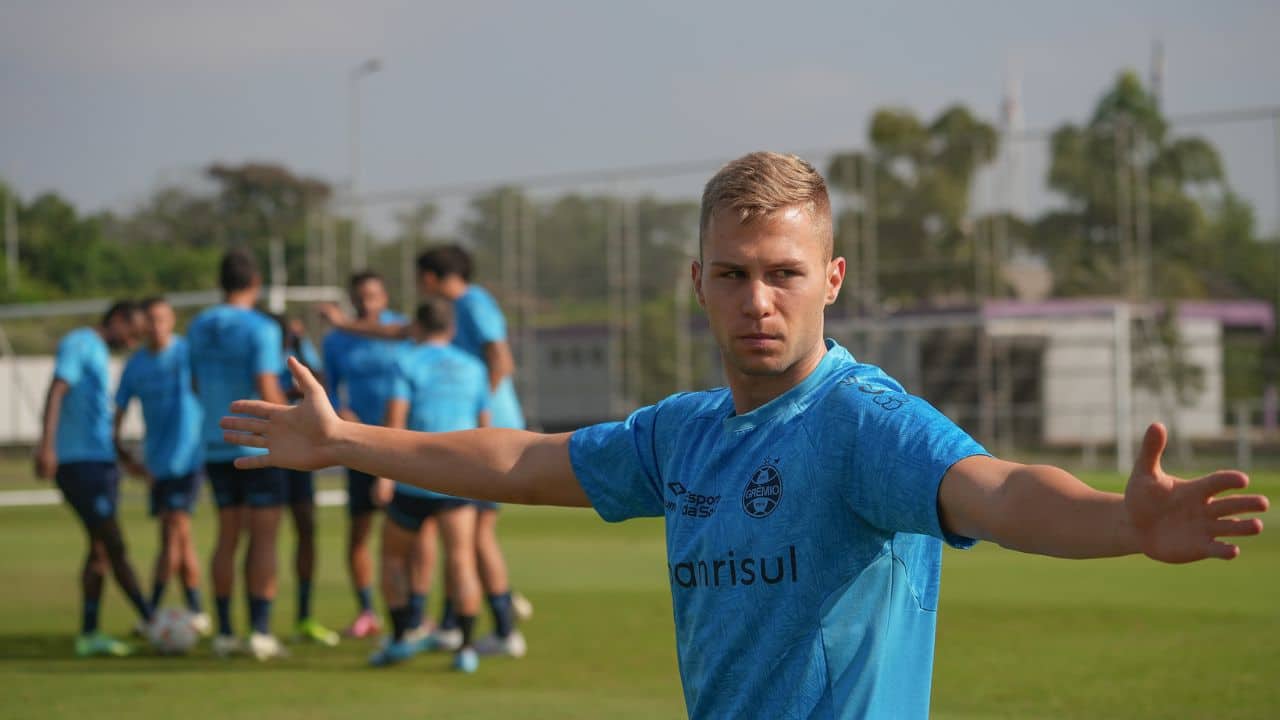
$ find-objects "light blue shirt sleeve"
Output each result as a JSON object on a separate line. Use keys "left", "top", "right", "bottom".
{"left": 568, "top": 403, "right": 665, "bottom": 522}
{"left": 298, "top": 338, "right": 321, "bottom": 371}
{"left": 53, "top": 334, "right": 85, "bottom": 385}
{"left": 389, "top": 351, "right": 411, "bottom": 402}
{"left": 251, "top": 319, "right": 284, "bottom": 376}
{"left": 837, "top": 378, "right": 989, "bottom": 548}
{"left": 469, "top": 291, "right": 507, "bottom": 345}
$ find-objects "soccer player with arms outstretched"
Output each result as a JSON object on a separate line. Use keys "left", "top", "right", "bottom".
{"left": 188, "top": 249, "right": 289, "bottom": 660}
{"left": 113, "top": 297, "right": 209, "bottom": 636}
{"left": 224, "top": 153, "right": 1268, "bottom": 718}
{"left": 36, "top": 300, "right": 155, "bottom": 656}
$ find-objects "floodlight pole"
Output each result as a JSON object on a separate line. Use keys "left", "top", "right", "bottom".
{"left": 348, "top": 58, "right": 381, "bottom": 271}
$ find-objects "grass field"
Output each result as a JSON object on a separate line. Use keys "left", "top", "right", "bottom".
{"left": 0, "top": 470, "right": 1275, "bottom": 719}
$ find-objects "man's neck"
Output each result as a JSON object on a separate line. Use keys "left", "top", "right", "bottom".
{"left": 423, "top": 335, "right": 451, "bottom": 346}
{"left": 724, "top": 339, "right": 828, "bottom": 415}
{"left": 148, "top": 336, "right": 173, "bottom": 353}
{"left": 224, "top": 290, "right": 256, "bottom": 308}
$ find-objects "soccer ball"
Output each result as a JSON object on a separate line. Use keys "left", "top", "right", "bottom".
{"left": 149, "top": 608, "right": 200, "bottom": 655}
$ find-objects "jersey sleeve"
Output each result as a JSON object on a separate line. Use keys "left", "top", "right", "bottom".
{"left": 298, "top": 338, "right": 322, "bottom": 371}
{"left": 568, "top": 404, "right": 665, "bottom": 522}
{"left": 467, "top": 293, "right": 508, "bottom": 345}
{"left": 53, "top": 334, "right": 84, "bottom": 385}
{"left": 836, "top": 379, "right": 989, "bottom": 548}
{"left": 389, "top": 351, "right": 411, "bottom": 402}
{"left": 251, "top": 318, "right": 284, "bottom": 376}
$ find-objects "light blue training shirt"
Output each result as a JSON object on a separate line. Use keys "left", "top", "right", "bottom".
{"left": 452, "top": 285, "right": 525, "bottom": 430}
{"left": 51, "top": 327, "right": 115, "bottom": 463}
{"left": 114, "top": 336, "right": 204, "bottom": 479}
{"left": 569, "top": 339, "right": 988, "bottom": 720}
{"left": 322, "top": 309, "right": 407, "bottom": 426}
{"left": 186, "top": 305, "right": 283, "bottom": 463}
{"left": 388, "top": 341, "right": 490, "bottom": 500}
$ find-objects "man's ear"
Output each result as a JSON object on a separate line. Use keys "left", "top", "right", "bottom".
{"left": 825, "top": 257, "right": 846, "bottom": 306}
{"left": 692, "top": 261, "right": 706, "bottom": 309}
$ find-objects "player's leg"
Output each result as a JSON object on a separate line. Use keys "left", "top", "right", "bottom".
{"left": 343, "top": 469, "right": 380, "bottom": 638}
{"left": 83, "top": 463, "right": 152, "bottom": 628}
{"left": 171, "top": 473, "right": 208, "bottom": 633}
{"left": 473, "top": 504, "right": 527, "bottom": 658}
{"left": 207, "top": 463, "right": 246, "bottom": 655}
{"left": 288, "top": 470, "right": 338, "bottom": 645}
{"left": 369, "top": 491, "right": 427, "bottom": 667}
{"left": 439, "top": 502, "right": 481, "bottom": 672}
{"left": 148, "top": 481, "right": 173, "bottom": 611}
{"left": 56, "top": 462, "right": 132, "bottom": 656}
{"left": 407, "top": 514, "right": 438, "bottom": 638}
{"left": 244, "top": 468, "right": 287, "bottom": 660}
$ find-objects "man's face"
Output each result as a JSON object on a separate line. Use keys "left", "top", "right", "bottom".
{"left": 144, "top": 303, "right": 175, "bottom": 348}
{"left": 104, "top": 310, "right": 143, "bottom": 351}
{"left": 416, "top": 271, "right": 442, "bottom": 299}
{"left": 693, "top": 205, "right": 844, "bottom": 381}
{"left": 351, "top": 279, "right": 388, "bottom": 318}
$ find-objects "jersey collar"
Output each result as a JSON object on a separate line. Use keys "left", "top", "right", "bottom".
{"left": 722, "top": 338, "right": 854, "bottom": 434}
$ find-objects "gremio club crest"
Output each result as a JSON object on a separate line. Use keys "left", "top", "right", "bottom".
{"left": 742, "top": 458, "right": 783, "bottom": 518}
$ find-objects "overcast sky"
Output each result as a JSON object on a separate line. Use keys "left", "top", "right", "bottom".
{"left": 2, "top": 0, "right": 1278, "bottom": 233}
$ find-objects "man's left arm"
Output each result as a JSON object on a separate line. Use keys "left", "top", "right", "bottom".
{"left": 939, "top": 423, "right": 1268, "bottom": 562}
{"left": 482, "top": 341, "right": 515, "bottom": 392}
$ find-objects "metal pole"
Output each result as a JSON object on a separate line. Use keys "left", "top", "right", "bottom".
{"left": 3, "top": 187, "right": 16, "bottom": 292}
{"left": 623, "top": 199, "right": 641, "bottom": 405}
{"left": 1114, "top": 302, "right": 1134, "bottom": 471}
{"left": 606, "top": 198, "right": 624, "bottom": 416}
{"left": 674, "top": 236, "right": 693, "bottom": 392}
{"left": 1134, "top": 126, "right": 1152, "bottom": 301}
{"left": 519, "top": 196, "right": 538, "bottom": 426}
{"left": 268, "top": 237, "right": 286, "bottom": 314}
{"left": 1115, "top": 120, "right": 1133, "bottom": 300}
{"left": 348, "top": 59, "right": 381, "bottom": 271}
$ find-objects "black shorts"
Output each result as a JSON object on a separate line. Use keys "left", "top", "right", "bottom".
{"left": 346, "top": 468, "right": 379, "bottom": 517}
{"left": 284, "top": 469, "right": 315, "bottom": 506}
{"left": 206, "top": 462, "right": 287, "bottom": 510}
{"left": 386, "top": 490, "right": 469, "bottom": 533}
{"left": 56, "top": 462, "right": 119, "bottom": 530}
{"left": 472, "top": 499, "right": 500, "bottom": 513}
{"left": 149, "top": 471, "right": 203, "bottom": 517}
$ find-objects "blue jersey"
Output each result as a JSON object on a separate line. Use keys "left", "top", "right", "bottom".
{"left": 187, "top": 305, "right": 283, "bottom": 462}
{"left": 114, "top": 337, "right": 203, "bottom": 479}
{"left": 322, "top": 310, "right": 407, "bottom": 426}
{"left": 389, "top": 342, "right": 489, "bottom": 499}
{"left": 280, "top": 337, "right": 322, "bottom": 395}
{"left": 453, "top": 285, "right": 525, "bottom": 430}
{"left": 51, "top": 327, "right": 114, "bottom": 463}
{"left": 569, "top": 340, "right": 988, "bottom": 720}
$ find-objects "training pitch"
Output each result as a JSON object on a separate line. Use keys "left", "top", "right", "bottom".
{"left": 0, "top": 470, "right": 1275, "bottom": 719}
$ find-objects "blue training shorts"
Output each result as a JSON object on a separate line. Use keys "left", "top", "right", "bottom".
{"left": 149, "top": 471, "right": 203, "bottom": 517}
{"left": 206, "top": 462, "right": 286, "bottom": 510}
{"left": 385, "top": 490, "right": 470, "bottom": 533}
{"left": 56, "top": 461, "right": 119, "bottom": 530}
{"left": 346, "top": 468, "right": 379, "bottom": 517}
{"left": 284, "top": 469, "right": 315, "bottom": 506}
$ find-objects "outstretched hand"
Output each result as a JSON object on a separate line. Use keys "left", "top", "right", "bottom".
{"left": 219, "top": 356, "right": 343, "bottom": 471}
{"left": 1126, "top": 423, "right": 1268, "bottom": 563}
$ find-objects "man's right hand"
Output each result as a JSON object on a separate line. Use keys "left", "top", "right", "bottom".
{"left": 316, "top": 303, "right": 346, "bottom": 326}
{"left": 34, "top": 444, "right": 56, "bottom": 481}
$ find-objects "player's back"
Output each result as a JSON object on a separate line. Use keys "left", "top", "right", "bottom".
{"left": 396, "top": 343, "right": 489, "bottom": 434}
{"left": 187, "top": 305, "right": 282, "bottom": 461}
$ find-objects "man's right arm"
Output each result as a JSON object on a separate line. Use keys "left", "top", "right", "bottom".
{"left": 318, "top": 304, "right": 409, "bottom": 340}
{"left": 222, "top": 357, "right": 590, "bottom": 507}
{"left": 35, "top": 380, "right": 68, "bottom": 480}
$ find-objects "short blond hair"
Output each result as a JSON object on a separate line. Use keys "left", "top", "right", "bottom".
{"left": 699, "top": 151, "right": 833, "bottom": 257}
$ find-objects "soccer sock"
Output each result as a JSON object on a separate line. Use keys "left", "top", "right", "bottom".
{"left": 355, "top": 586, "right": 373, "bottom": 613}
{"left": 248, "top": 596, "right": 272, "bottom": 635}
{"left": 184, "top": 586, "right": 203, "bottom": 613}
{"left": 439, "top": 598, "right": 459, "bottom": 630}
{"left": 150, "top": 579, "right": 167, "bottom": 611}
{"left": 389, "top": 606, "right": 413, "bottom": 641}
{"left": 125, "top": 586, "right": 153, "bottom": 622}
{"left": 81, "top": 599, "right": 100, "bottom": 635}
{"left": 216, "top": 596, "right": 233, "bottom": 636}
{"left": 458, "top": 614, "right": 476, "bottom": 649}
{"left": 488, "top": 592, "right": 515, "bottom": 638}
{"left": 408, "top": 592, "right": 426, "bottom": 630}
{"left": 297, "top": 580, "right": 312, "bottom": 623}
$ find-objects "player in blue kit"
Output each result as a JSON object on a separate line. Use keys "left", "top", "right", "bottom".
{"left": 112, "top": 297, "right": 210, "bottom": 636}
{"left": 35, "top": 300, "right": 155, "bottom": 657}
{"left": 369, "top": 297, "right": 489, "bottom": 672}
{"left": 188, "top": 249, "right": 289, "bottom": 661}
{"left": 321, "top": 271, "right": 412, "bottom": 639}
{"left": 273, "top": 315, "right": 340, "bottom": 647}
{"left": 321, "top": 247, "right": 529, "bottom": 656}
{"left": 222, "top": 152, "right": 1269, "bottom": 719}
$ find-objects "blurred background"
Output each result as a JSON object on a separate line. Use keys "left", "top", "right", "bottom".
{"left": 1, "top": 0, "right": 1277, "bottom": 469}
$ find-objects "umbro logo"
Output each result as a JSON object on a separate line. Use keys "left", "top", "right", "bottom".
{"left": 667, "top": 482, "right": 688, "bottom": 496}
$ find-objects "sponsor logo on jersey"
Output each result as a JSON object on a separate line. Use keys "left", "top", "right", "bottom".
{"left": 666, "top": 481, "right": 719, "bottom": 518}
{"left": 742, "top": 458, "right": 783, "bottom": 518}
{"left": 668, "top": 545, "right": 799, "bottom": 589}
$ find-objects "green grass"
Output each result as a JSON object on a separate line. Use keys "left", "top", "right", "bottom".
{"left": 0, "top": 471, "right": 1274, "bottom": 719}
